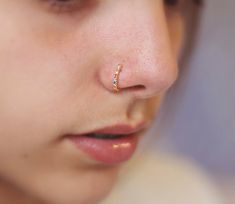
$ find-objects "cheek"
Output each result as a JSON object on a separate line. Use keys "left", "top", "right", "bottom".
{"left": 0, "top": 2, "right": 104, "bottom": 161}
{"left": 0, "top": 17, "right": 89, "bottom": 150}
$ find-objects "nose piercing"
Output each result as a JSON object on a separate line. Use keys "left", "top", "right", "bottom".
{"left": 113, "top": 64, "right": 123, "bottom": 92}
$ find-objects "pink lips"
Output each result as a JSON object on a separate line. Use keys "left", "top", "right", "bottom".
{"left": 67, "top": 124, "right": 146, "bottom": 165}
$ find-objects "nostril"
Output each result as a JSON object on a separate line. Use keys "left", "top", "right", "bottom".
{"left": 122, "top": 85, "right": 146, "bottom": 92}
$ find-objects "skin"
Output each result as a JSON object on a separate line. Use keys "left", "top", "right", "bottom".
{"left": 0, "top": 0, "right": 187, "bottom": 203}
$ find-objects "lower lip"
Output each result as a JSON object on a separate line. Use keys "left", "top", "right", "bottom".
{"left": 68, "top": 134, "right": 138, "bottom": 165}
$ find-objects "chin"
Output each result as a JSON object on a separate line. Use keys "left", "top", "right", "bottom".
{"left": 25, "top": 166, "right": 119, "bottom": 204}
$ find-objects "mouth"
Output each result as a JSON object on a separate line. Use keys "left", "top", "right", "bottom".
{"left": 66, "top": 123, "right": 147, "bottom": 165}
{"left": 86, "top": 133, "right": 130, "bottom": 139}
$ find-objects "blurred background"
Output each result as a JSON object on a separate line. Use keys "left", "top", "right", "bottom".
{"left": 149, "top": 0, "right": 235, "bottom": 203}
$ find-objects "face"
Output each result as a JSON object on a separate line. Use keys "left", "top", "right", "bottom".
{"left": 0, "top": 0, "right": 190, "bottom": 203}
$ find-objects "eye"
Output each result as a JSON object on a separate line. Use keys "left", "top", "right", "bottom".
{"left": 40, "top": 0, "right": 86, "bottom": 13}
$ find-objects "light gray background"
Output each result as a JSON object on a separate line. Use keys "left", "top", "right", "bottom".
{"left": 149, "top": 0, "right": 234, "bottom": 202}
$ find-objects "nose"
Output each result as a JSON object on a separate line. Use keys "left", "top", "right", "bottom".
{"left": 98, "top": 1, "right": 178, "bottom": 99}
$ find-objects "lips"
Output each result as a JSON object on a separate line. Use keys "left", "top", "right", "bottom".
{"left": 86, "top": 133, "right": 127, "bottom": 139}
{"left": 66, "top": 123, "right": 146, "bottom": 165}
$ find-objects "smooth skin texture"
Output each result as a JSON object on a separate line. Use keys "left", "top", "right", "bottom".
{"left": 0, "top": 0, "right": 187, "bottom": 203}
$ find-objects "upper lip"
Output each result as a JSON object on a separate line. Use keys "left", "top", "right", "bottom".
{"left": 70, "top": 121, "right": 149, "bottom": 136}
{"left": 94, "top": 122, "right": 148, "bottom": 135}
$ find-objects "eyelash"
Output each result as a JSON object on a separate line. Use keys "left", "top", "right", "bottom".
{"left": 42, "top": 0, "right": 190, "bottom": 14}
{"left": 42, "top": 0, "right": 181, "bottom": 12}
{"left": 41, "top": 0, "right": 85, "bottom": 13}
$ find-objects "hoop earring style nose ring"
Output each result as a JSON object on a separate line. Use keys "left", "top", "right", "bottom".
{"left": 113, "top": 64, "right": 123, "bottom": 92}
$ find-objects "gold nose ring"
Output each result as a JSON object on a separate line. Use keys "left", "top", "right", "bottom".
{"left": 113, "top": 64, "right": 123, "bottom": 92}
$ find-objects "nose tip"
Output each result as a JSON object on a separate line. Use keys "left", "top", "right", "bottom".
{"left": 115, "top": 60, "right": 179, "bottom": 99}
{"left": 99, "top": 59, "right": 178, "bottom": 100}
{"left": 100, "top": 57, "right": 178, "bottom": 99}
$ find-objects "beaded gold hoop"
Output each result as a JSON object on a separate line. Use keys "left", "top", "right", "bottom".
{"left": 113, "top": 64, "right": 123, "bottom": 92}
